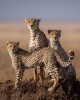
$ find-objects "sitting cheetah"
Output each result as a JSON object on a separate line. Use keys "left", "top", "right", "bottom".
{"left": 7, "top": 41, "right": 74, "bottom": 92}
{"left": 25, "top": 18, "right": 49, "bottom": 82}
{"left": 48, "top": 29, "right": 76, "bottom": 93}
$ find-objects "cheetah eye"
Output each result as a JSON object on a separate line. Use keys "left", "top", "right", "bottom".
{"left": 34, "top": 21, "right": 36, "bottom": 24}
{"left": 56, "top": 33, "right": 59, "bottom": 36}
{"left": 14, "top": 46, "right": 17, "bottom": 48}
{"left": 28, "top": 21, "right": 30, "bottom": 23}
{"left": 51, "top": 34, "right": 54, "bottom": 35}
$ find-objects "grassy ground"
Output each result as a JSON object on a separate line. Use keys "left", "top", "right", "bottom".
{"left": 0, "top": 79, "right": 80, "bottom": 100}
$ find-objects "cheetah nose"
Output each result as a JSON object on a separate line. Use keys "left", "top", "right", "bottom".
{"left": 12, "top": 49, "right": 14, "bottom": 51}
{"left": 31, "top": 25, "right": 33, "bottom": 28}
{"left": 54, "top": 37, "right": 57, "bottom": 39}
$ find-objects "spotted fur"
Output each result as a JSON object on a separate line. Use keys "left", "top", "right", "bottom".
{"left": 48, "top": 29, "right": 76, "bottom": 78}
{"left": 48, "top": 29, "right": 76, "bottom": 93}
{"left": 7, "top": 41, "right": 29, "bottom": 87}
{"left": 7, "top": 41, "right": 75, "bottom": 92}
{"left": 25, "top": 18, "right": 49, "bottom": 81}
{"left": 25, "top": 18, "right": 48, "bottom": 51}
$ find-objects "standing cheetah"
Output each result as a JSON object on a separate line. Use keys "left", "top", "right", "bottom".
{"left": 7, "top": 41, "right": 74, "bottom": 92}
{"left": 25, "top": 18, "right": 49, "bottom": 82}
{"left": 48, "top": 29, "right": 76, "bottom": 93}
{"left": 48, "top": 29, "right": 76, "bottom": 77}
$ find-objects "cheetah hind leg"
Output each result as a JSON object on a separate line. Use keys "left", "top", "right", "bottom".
{"left": 40, "top": 65, "right": 45, "bottom": 85}
{"left": 48, "top": 77, "right": 61, "bottom": 92}
{"left": 33, "top": 67, "right": 39, "bottom": 83}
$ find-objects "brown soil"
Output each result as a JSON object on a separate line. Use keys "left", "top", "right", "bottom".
{"left": 0, "top": 79, "right": 80, "bottom": 100}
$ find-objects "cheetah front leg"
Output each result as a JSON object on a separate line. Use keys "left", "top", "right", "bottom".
{"left": 48, "top": 79, "right": 57, "bottom": 92}
{"left": 15, "top": 68, "right": 24, "bottom": 88}
{"left": 47, "top": 70, "right": 62, "bottom": 92}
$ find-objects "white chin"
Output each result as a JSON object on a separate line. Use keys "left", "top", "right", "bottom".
{"left": 52, "top": 39, "right": 56, "bottom": 42}
{"left": 11, "top": 51, "right": 14, "bottom": 54}
{"left": 27, "top": 26, "right": 32, "bottom": 30}
{"left": 28, "top": 27, "right": 33, "bottom": 30}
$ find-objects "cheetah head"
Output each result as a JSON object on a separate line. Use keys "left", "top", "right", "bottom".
{"left": 48, "top": 29, "right": 61, "bottom": 41}
{"left": 25, "top": 18, "right": 41, "bottom": 30}
{"left": 7, "top": 41, "right": 19, "bottom": 54}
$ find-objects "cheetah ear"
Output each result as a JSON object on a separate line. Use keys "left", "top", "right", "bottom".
{"left": 58, "top": 30, "right": 61, "bottom": 33}
{"left": 58, "top": 30, "right": 61, "bottom": 37}
{"left": 6, "top": 41, "right": 10, "bottom": 45}
{"left": 25, "top": 18, "right": 27, "bottom": 23}
{"left": 37, "top": 19, "right": 41, "bottom": 22}
{"left": 16, "top": 41, "right": 19, "bottom": 45}
{"left": 48, "top": 29, "right": 52, "bottom": 34}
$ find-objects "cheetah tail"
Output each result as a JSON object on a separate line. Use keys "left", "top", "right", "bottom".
{"left": 69, "top": 50, "right": 74, "bottom": 62}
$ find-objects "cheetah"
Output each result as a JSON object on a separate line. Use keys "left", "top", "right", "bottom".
{"left": 25, "top": 18, "right": 49, "bottom": 82}
{"left": 7, "top": 41, "right": 74, "bottom": 92}
{"left": 25, "top": 18, "right": 48, "bottom": 51}
{"left": 48, "top": 29, "right": 76, "bottom": 93}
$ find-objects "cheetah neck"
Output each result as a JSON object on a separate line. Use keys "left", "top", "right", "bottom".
{"left": 8, "top": 48, "right": 21, "bottom": 60}
{"left": 50, "top": 39, "right": 61, "bottom": 50}
{"left": 50, "top": 39, "right": 69, "bottom": 61}
{"left": 49, "top": 39, "right": 73, "bottom": 68}
{"left": 29, "top": 27, "right": 40, "bottom": 34}
{"left": 8, "top": 50, "right": 15, "bottom": 58}
{"left": 29, "top": 28, "right": 41, "bottom": 39}
{"left": 8, "top": 50, "right": 17, "bottom": 67}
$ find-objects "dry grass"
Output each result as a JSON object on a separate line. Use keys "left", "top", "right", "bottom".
{"left": 0, "top": 79, "right": 80, "bottom": 100}
{"left": 0, "top": 21, "right": 80, "bottom": 82}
